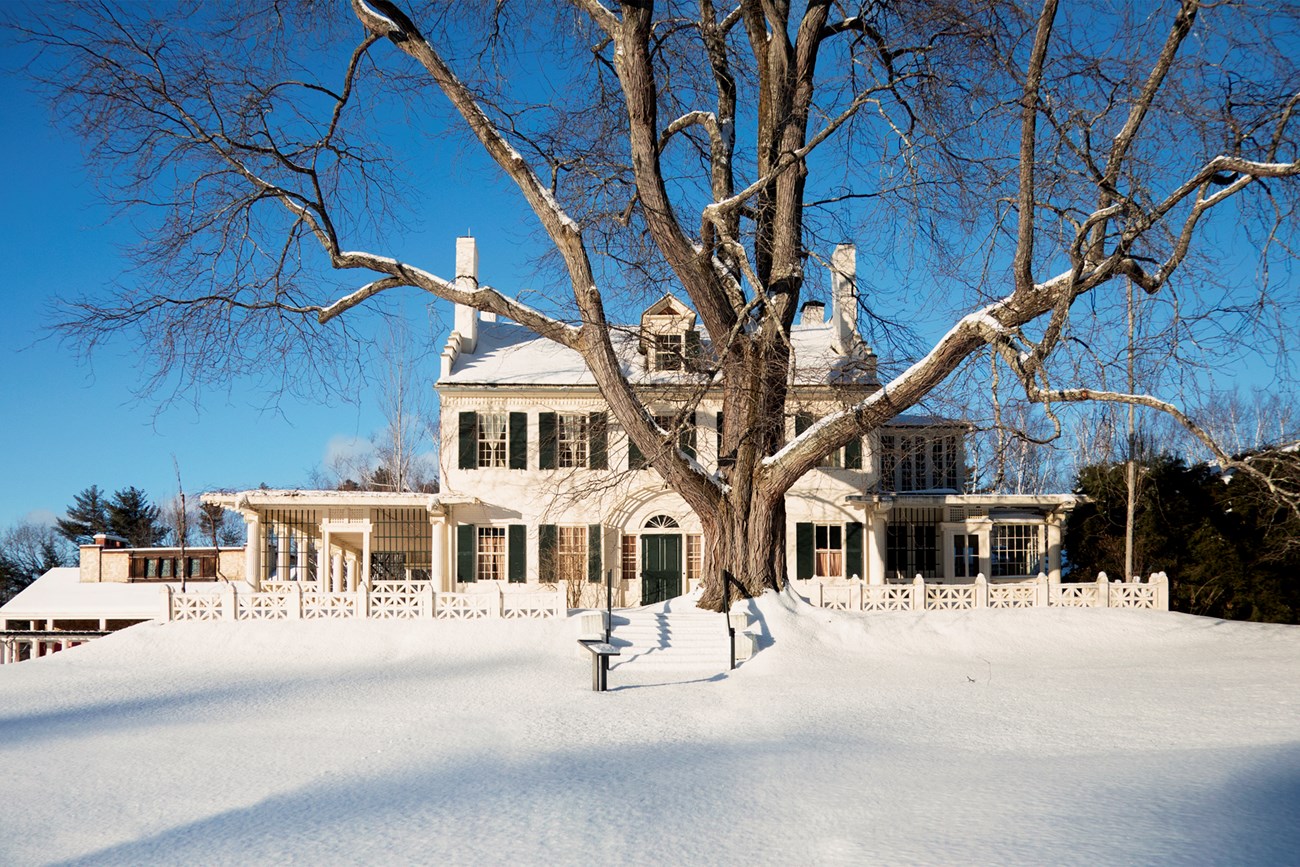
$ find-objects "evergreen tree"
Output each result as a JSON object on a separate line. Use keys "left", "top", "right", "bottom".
{"left": 1066, "top": 455, "right": 1300, "bottom": 625}
{"left": 55, "top": 484, "right": 110, "bottom": 545}
{"left": 107, "top": 486, "right": 166, "bottom": 548}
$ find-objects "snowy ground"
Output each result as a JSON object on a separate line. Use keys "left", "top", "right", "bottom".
{"left": 2, "top": 593, "right": 1298, "bottom": 866}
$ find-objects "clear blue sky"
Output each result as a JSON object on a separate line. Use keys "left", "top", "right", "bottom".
{"left": 0, "top": 46, "right": 541, "bottom": 530}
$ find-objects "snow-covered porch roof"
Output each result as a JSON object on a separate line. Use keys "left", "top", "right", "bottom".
{"left": 0, "top": 568, "right": 172, "bottom": 622}
{"left": 848, "top": 492, "right": 1082, "bottom": 516}
{"left": 202, "top": 489, "right": 445, "bottom": 515}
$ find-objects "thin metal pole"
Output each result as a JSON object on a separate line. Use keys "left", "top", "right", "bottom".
{"left": 605, "top": 568, "right": 612, "bottom": 643}
{"left": 723, "top": 569, "right": 736, "bottom": 670}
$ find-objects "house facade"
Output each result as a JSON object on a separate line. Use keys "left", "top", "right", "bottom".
{"left": 429, "top": 237, "right": 1075, "bottom": 607}
{"left": 1, "top": 236, "right": 1084, "bottom": 662}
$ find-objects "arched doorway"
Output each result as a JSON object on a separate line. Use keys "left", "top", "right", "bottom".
{"left": 640, "top": 514, "right": 682, "bottom": 604}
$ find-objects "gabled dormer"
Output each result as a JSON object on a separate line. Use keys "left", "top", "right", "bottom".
{"left": 639, "top": 294, "right": 698, "bottom": 373}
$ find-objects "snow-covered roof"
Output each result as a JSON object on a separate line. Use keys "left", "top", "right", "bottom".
{"left": 438, "top": 319, "right": 878, "bottom": 388}
{"left": 203, "top": 490, "right": 441, "bottom": 510}
{"left": 0, "top": 568, "right": 178, "bottom": 620}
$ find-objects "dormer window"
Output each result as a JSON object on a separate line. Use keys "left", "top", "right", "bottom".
{"left": 640, "top": 294, "right": 698, "bottom": 373}
{"left": 655, "top": 334, "right": 684, "bottom": 371}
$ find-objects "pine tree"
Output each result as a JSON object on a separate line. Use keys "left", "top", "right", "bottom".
{"left": 55, "top": 484, "right": 110, "bottom": 545}
{"left": 107, "top": 487, "right": 166, "bottom": 548}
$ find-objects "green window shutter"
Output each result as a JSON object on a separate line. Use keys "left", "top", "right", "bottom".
{"left": 680, "top": 412, "right": 697, "bottom": 459}
{"left": 587, "top": 524, "right": 602, "bottom": 583}
{"left": 538, "top": 524, "right": 557, "bottom": 583}
{"left": 589, "top": 412, "right": 608, "bottom": 470}
{"left": 685, "top": 330, "right": 702, "bottom": 369}
{"left": 715, "top": 412, "right": 725, "bottom": 461}
{"left": 508, "top": 524, "right": 527, "bottom": 582}
{"left": 458, "top": 412, "right": 478, "bottom": 470}
{"left": 845, "top": 522, "right": 865, "bottom": 580}
{"left": 845, "top": 435, "right": 863, "bottom": 469}
{"left": 795, "top": 412, "right": 813, "bottom": 436}
{"left": 509, "top": 412, "right": 528, "bottom": 469}
{"left": 538, "top": 412, "right": 557, "bottom": 470}
{"left": 795, "top": 522, "right": 814, "bottom": 580}
{"left": 628, "top": 432, "right": 645, "bottom": 470}
{"left": 457, "top": 524, "right": 476, "bottom": 582}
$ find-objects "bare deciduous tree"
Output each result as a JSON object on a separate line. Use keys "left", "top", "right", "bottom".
{"left": 18, "top": 0, "right": 1300, "bottom": 609}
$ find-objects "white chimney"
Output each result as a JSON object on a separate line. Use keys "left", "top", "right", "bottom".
{"left": 799, "top": 300, "right": 825, "bottom": 326}
{"left": 453, "top": 236, "right": 479, "bottom": 351}
{"left": 831, "top": 243, "right": 857, "bottom": 352}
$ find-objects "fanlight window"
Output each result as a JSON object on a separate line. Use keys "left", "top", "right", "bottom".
{"left": 644, "top": 515, "right": 680, "bottom": 529}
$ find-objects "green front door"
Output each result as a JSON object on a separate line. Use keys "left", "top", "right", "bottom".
{"left": 641, "top": 534, "right": 682, "bottom": 605}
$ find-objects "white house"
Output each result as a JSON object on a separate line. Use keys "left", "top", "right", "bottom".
{"left": 2, "top": 236, "right": 1109, "bottom": 663}
{"left": 427, "top": 237, "right": 1076, "bottom": 607}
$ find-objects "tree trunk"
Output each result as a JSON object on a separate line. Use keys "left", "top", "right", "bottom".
{"left": 696, "top": 490, "right": 786, "bottom": 612}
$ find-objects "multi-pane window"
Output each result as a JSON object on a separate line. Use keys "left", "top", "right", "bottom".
{"left": 991, "top": 524, "right": 1043, "bottom": 578}
{"left": 477, "top": 413, "right": 509, "bottom": 468}
{"left": 476, "top": 527, "right": 507, "bottom": 581}
{"left": 621, "top": 534, "right": 638, "bottom": 580}
{"left": 886, "top": 510, "right": 940, "bottom": 579}
{"left": 130, "top": 554, "right": 217, "bottom": 581}
{"left": 655, "top": 333, "right": 684, "bottom": 371}
{"left": 880, "top": 435, "right": 896, "bottom": 492}
{"left": 554, "top": 526, "right": 588, "bottom": 584}
{"left": 953, "top": 534, "right": 980, "bottom": 579}
{"left": 686, "top": 534, "right": 702, "bottom": 583}
{"left": 814, "top": 524, "right": 844, "bottom": 578}
{"left": 879, "top": 433, "right": 961, "bottom": 492}
{"left": 557, "top": 414, "right": 589, "bottom": 468}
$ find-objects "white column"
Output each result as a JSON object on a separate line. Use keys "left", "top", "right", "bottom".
{"left": 345, "top": 555, "right": 356, "bottom": 592}
{"left": 320, "top": 529, "right": 332, "bottom": 591}
{"left": 276, "top": 522, "right": 291, "bottom": 581}
{"left": 431, "top": 517, "right": 447, "bottom": 591}
{"left": 360, "top": 529, "right": 371, "bottom": 591}
{"left": 867, "top": 510, "right": 887, "bottom": 586}
{"left": 1046, "top": 519, "right": 1062, "bottom": 583}
{"left": 332, "top": 552, "right": 344, "bottom": 592}
{"left": 245, "top": 516, "right": 261, "bottom": 590}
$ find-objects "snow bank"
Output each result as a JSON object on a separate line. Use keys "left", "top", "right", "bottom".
{"left": 1, "top": 597, "right": 1297, "bottom": 865}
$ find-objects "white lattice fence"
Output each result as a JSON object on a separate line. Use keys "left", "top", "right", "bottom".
{"left": 862, "top": 585, "right": 914, "bottom": 612}
{"left": 1052, "top": 584, "right": 1098, "bottom": 608}
{"left": 1109, "top": 583, "right": 1158, "bottom": 609}
{"left": 820, "top": 583, "right": 861, "bottom": 611}
{"left": 435, "top": 591, "right": 496, "bottom": 619}
{"left": 171, "top": 592, "right": 224, "bottom": 621}
{"left": 988, "top": 582, "right": 1037, "bottom": 609}
{"left": 369, "top": 582, "right": 432, "bottom": 619}
{"left": 238, "top": 590, "right": 292, "bottom": 620}
{"left": 259, "top": 582, "right": 297, "bottom": 593}
{"left": 502, "top": 590, "right": 563, "bottom": 619}
{"left": 926, "top": 583, "right": 976, "bottom": 610}
{"left": 302, "top": 592, "right": 357, "bottom": 620}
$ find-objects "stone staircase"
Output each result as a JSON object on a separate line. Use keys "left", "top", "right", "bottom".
{"left": 607, "top": 609, "right": 737, "bottom": 672}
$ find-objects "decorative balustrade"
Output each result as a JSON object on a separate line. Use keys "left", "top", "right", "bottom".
{"left": 799, "top": 571, "right": 1169, "bottom": 614}
{"left": 165, "top": 581, "right": 564, "bottom": 623}
{"left": 170, "top": 590, "right": 225, "bottom": 621}
{"left": 369, "top": 581, "right": 433, "bottom": 619}
{"left": 862, "top": 584, "right": 914, "bottom": 612}
{"left": 926, "top": 583, "right": 976, "bottom": 611}
{"left": 238, "top": 589, "right": 292, "bottom": 620}
{"left": 987, "top": 582, "right": 1038, "bottom": 609}
{"left": 434, "top": 591, "right": 496, "bottom": 619}
{"left": 302, "top": 591, "right": 357, "bottom": 620}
